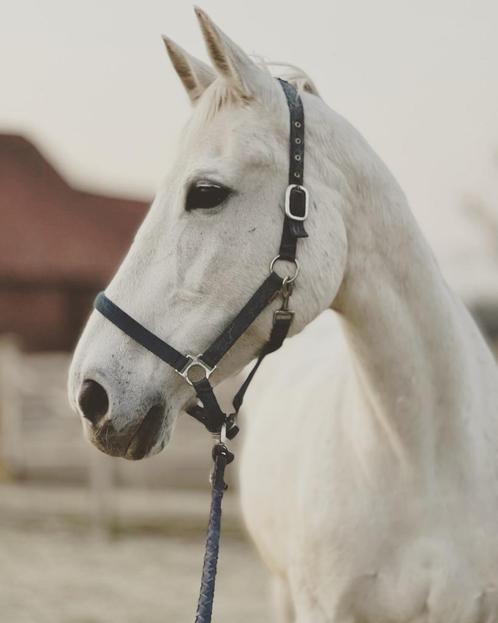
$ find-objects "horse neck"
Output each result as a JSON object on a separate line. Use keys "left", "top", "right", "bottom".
{"left": 325, "top": 123, "right": 496, "bottom": 470}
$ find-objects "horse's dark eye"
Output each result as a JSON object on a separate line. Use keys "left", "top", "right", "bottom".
{"left": 185, "top": 181, "right": 231, "bottom": 211}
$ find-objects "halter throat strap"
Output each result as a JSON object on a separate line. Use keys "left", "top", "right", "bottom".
{"left": 94, "top": 79, "right": 308, "bottom": 439}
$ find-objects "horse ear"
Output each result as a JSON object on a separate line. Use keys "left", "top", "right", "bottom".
{"left": 162, "top": 36, "right": 216, "bottom": 103}
{"left": 194, "top": 7, "right": 272, "bottom": 100}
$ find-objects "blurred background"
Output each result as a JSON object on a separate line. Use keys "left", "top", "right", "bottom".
{"left": 0, "top": 1, "right": 497, "bottom": 621}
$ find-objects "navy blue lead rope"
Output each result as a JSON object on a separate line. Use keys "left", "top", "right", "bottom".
{"left": 195, "top": 443, "right": 234, "bottom": 623}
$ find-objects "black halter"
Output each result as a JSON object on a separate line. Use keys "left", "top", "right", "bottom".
{"left": 95, "top": 78, "right": 308, "bottom": 623}
{"left": 94, "top": 78, "right": 308, "bottom": 441}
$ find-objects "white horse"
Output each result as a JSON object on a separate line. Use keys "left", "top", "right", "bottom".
{"left": 68, "top": 8, "right": 498, "bottom": 622}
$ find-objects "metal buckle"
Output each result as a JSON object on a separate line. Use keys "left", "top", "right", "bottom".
{"left": 285, "top": 184, "right": 309, "bottom": 221}
{"left": 273, "top": 309, "right": 295, "bottom": 323}
{"left": 219, "top": 422, "right": 228, "bottom": 444}
{"left": 273, "top": 275, "right": 295, "bottom": 324}
{"left": 178, "top": 355, "right": 216, "bottom": 386}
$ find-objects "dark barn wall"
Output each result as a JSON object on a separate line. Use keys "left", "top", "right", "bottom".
{"left": 0, "top": 284, "right": 97, "bottom": 351}
{"left": 0, "top": 133, "right": 148, "bottom": 351}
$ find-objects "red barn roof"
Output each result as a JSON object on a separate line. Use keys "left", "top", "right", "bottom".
{"left": 0, "top": 134, "right": 148, "bottom": 286}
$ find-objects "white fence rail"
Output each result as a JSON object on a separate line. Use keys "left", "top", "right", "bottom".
{"left": 0, "top": 335, "right": 243, "bottom": 533}
{"left": 0, "top": 335, "right": 94, "bottom": 480}
{"left": 0, "top": 336, "right": 231, "bottom": 489}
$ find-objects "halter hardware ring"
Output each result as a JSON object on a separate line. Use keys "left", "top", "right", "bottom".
{"left": 219, "top": 423, "right": 228, "bottom": 445}
{"left": 285, "top": 184, "right": 309, "bottom": 221}
{"left": 178, "top": 355, "right": 216, "bottom": 386}
{"left": 269, "top": 256, "right": 300, "bottom": 284}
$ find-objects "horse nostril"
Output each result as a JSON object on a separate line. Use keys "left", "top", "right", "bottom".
{"left": 78, "top": 379, "right": 109, "bottom": 426}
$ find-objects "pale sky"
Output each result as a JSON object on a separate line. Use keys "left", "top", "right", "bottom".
{"left": 2, "top": 0, "right": 497, "bottom": 302}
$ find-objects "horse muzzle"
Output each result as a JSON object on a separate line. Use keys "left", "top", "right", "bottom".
{"left": 77, "top": 379, "right": 166, "bottom": 460}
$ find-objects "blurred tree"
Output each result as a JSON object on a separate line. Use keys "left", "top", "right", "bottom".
{"left": 463, "top": 154, "right": 498, "bottom": 346}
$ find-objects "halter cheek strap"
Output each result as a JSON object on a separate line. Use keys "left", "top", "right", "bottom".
{"left": 278, "top": 78, "right": 308, "bottom": 260}
{"left": 94, "top": 79, "right": 308, "bottom": 441}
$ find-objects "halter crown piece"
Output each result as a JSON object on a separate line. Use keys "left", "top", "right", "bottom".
{"left": 94, "top": 79, "right": 308, "bottom": 623}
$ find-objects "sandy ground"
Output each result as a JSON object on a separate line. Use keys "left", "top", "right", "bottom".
{"left": 0, "top": 526, "right": 272, "bottom": 623}
{"left": 0, "top": 352, "right": 273, "bottom": 621}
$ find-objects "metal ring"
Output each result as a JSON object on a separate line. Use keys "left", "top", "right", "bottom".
{"left": 178, "top": 355, "right": 216, "bottom": 386}
{"left": 185, "top": 362, "right": 208, "bottom": 384}
{"left": 269, "top": 256, "right": 300, "bottom": 284}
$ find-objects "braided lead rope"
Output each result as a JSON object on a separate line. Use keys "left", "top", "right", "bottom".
{"left": 194, "top": 443, "right": 234, "bottom": 623}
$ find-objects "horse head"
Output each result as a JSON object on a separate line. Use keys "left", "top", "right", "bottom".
{"left": 68, "top": 8, "right": 347, "bottom": 459}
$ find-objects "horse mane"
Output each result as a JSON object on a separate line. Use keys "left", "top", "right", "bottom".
{"left": 254, "top": 59, "right": 320, "bottom": 96}
{"left": 193, "top": 60, "right": 320, "bottom": 125}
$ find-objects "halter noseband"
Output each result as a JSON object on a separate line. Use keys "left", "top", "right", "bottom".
{"left": 94, "top": 79, "right": 309, "bottom": 440}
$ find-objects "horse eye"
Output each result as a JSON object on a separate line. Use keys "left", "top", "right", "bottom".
{"left": 185, "top": 181, "right": 231, "bottom": 211}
